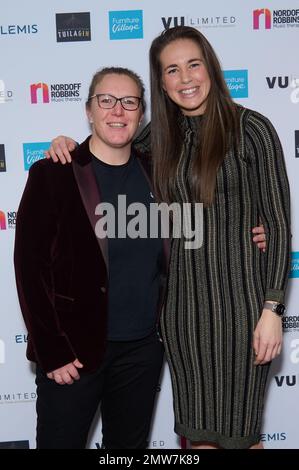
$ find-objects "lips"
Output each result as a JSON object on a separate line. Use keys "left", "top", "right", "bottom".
{"left": 107, "top": 122, "right": 126, "bottom": 128}
{"left": 179, "top": 87, "right": 198, "bottom": 96}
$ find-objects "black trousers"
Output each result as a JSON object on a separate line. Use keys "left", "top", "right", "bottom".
{"left": 35, "top": 332, "right": 164, "bottom": 449}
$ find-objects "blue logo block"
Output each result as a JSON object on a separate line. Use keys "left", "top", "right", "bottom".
{"left": 290, "top": 252, "right": 299, "bottom": 278}
{"left": 224, "top": 70, "right": 248, "bottom": 98}
{"left": 109, "top": 10, "right": 143, "bottom": 40}
{"left": 23, "top": 142, "right": 51, "bottom": 171}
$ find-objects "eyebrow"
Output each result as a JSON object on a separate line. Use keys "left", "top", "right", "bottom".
{"left": 164, "top": 58, "right": 203, "bottom": 72}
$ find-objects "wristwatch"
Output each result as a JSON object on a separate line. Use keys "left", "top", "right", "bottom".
{"left": 264, "top": 302, "right": 286, "bottom": 317}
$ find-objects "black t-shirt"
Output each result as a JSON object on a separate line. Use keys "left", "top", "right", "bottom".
{"left": 92, "top": 152, "right": 163, "bottom": 340}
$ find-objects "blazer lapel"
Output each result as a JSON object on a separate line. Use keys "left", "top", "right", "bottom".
{"left": 72, "top": 137, "right": 109, "bottom": 273}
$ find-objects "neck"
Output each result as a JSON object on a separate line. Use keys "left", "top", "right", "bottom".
{"left": 89, "top": 136, "right": 131, "bottom": 165}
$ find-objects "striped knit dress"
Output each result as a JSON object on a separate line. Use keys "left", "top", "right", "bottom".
{"left": 159, "top": 107, "right": 291, "bottom": 448}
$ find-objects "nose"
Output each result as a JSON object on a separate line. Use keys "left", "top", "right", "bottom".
{"left": 180, "top": 68, "right": 192, "bottom": 84}
{"left": 112, "top": 100, "right": 124, "bottom": 116}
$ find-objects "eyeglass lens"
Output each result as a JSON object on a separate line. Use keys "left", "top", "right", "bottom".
{"left": 97, "top": 94, "right": 140, "bottom": 110}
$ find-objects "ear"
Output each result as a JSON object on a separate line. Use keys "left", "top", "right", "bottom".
{"left": 86, "top": 107, "right": 93, "bottom": 124}
{"left": 138, "top": 111, "right": 144, "bottom": 126}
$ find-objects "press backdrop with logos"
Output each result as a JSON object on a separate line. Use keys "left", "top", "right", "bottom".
{"left": 0, "top": 0, "right": 298, "bottom": 449}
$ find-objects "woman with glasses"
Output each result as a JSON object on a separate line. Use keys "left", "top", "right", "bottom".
{"left": 14, "top": 67, "right": 165, "bottom": 449}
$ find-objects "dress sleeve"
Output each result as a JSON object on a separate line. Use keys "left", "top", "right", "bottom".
{"left": 246, "top": 110, "right": 291, "bottom": 303}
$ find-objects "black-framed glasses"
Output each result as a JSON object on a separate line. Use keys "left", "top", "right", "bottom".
{"left": 89, "top": 93, "right": 141, "bottom": 111}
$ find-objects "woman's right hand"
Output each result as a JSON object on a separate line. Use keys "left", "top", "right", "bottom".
{"left": 44, "top": 135, "right": 77, "bottom": 164}
{"left": 47, "top": 358, "right": 84, "bottom": 385}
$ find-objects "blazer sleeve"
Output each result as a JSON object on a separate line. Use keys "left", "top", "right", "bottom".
{"left": 14, "top": 161, "right": 76, "bottom": 372}
{"left": 246, "top": 110, "right": 291, "bottom": 303}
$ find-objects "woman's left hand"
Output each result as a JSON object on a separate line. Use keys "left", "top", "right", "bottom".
{"left": 253, "top": 308, "right": 282, "bottom": 365}
{"left": 252, "top": 225, "right": 266, "bottom": 252}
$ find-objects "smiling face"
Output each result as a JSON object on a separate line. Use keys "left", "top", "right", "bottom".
{"left": 160, "top": 38, "right": 211, "bottom": 116}
{"left": 86, "top": 73, "right": 143, "bottom": 153}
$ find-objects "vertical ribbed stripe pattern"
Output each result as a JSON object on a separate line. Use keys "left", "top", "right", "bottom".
{"left": 160, "top": 108, "right": 291, "bottom": 448}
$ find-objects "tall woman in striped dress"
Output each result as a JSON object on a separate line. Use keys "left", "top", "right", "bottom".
{"left": 147, "top": 26, "right": 291, "bottom": 449}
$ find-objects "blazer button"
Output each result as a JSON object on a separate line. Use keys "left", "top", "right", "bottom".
{"left": 100, "top": 286, "right": 107, "bottom": 293}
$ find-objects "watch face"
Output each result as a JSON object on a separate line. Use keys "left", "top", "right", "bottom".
{"left": 274, "top": 304, "right": 286, "bottom": 316}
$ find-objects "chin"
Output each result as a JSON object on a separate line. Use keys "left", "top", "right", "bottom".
{"left": 111, "top": 141, "right": 130, "bottom": 148}
{"left": 181, "top": 99, "right": 206, "bottom": 113}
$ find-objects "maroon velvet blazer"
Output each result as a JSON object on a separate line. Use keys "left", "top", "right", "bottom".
{"left": 14, "top": 136, "right": 169, "bottom": 373}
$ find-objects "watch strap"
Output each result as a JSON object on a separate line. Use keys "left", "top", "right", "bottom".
{"left": 264, "top": 302, "right": 285, "bottom": 316}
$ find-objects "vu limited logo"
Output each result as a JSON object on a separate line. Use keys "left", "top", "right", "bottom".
{"left": 161, "top": 17, "right": 185, "bottom": 29}
{"left": 275, "top": 375, "right": 299, "bottom": 387}
{"left": 266, "top": 76, "right": 292, "bottom": 89}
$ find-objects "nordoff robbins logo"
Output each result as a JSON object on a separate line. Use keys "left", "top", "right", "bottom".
{"left": 95, "top": 196, "right": 203, "bottom": 250}
{"left": 109, "top": 10, "right": 143, "bottom": 40}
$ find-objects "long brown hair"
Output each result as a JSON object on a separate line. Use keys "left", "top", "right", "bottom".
{"left": 149, "top": 26, "right": 239, "bottom": 205}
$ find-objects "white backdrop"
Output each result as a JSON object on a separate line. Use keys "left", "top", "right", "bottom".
{"left": 0, "top": 0, "right": 298, "bottom": 449}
